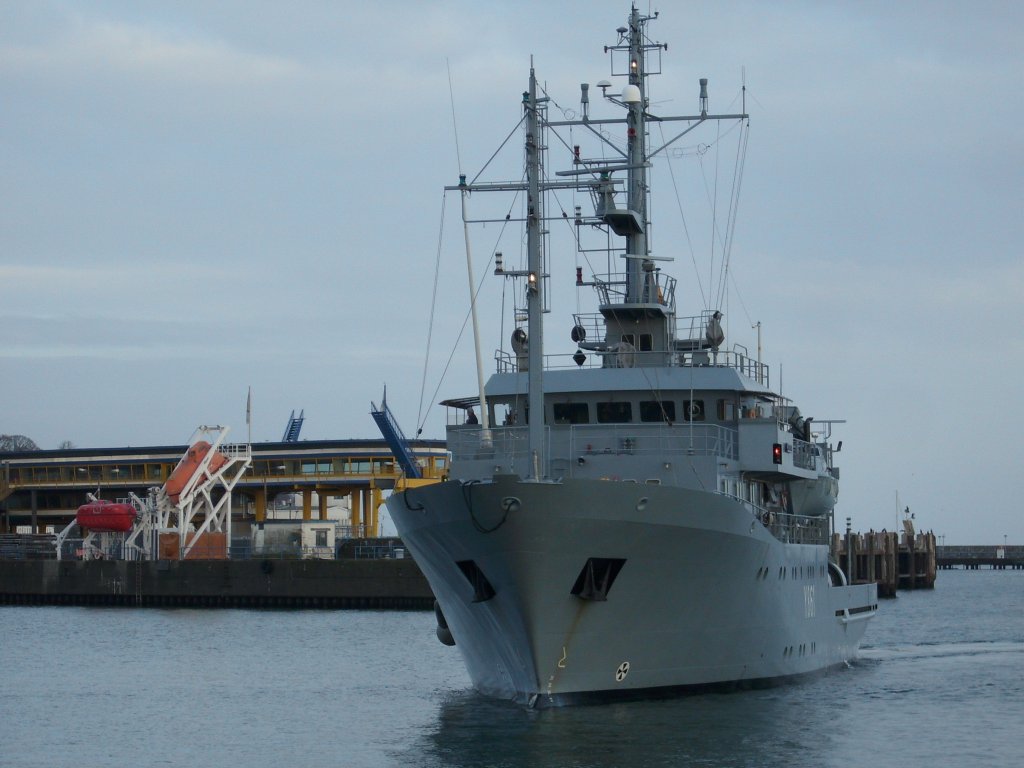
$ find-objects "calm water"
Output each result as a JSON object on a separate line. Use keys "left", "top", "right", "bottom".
{"left": 2, "top": 569, "right": 1022, "bottom": 768}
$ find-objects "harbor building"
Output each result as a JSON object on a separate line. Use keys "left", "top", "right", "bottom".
{"left": 0, "top": 438, "right": 448, "bottom": 539}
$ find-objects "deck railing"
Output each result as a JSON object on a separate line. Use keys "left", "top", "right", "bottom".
{"left": 446, "top": 426, "right": 539, "bottom": 465}
{"left": 716, "top": 499, "right": 830, "bottom": 546}
{"left": 571, "top": 423, "right": 738, "bottom": 461}
{"left": 494, "top": 343, "right": 769, "bottom": 384}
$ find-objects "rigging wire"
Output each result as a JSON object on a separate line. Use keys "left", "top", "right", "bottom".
{"left": 415, "top": 190, "right": 449, "bottom": 435}
{"left": 415, "top": 172, "right": 525, "bottom": 438}
{"left": 709, "top": 120, "right": 722, "bottom": 309}
{"left": 415, "top": 60, "right": 464, "bottom": 437}
{"left": 728, "top": 267, "right": 755, "bottom": 328}
{"left": 658, "top": 123, "right": 708, "bottom": 310}
{"left": 447, "top": 59, "right": 464, "bottom": 175}
{"left": 715, "top": 119, "right": 750, "bottom": 311}
{"left": 470, "top": 115, "right": 528, "bottom": 186}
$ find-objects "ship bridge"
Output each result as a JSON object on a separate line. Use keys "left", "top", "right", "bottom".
{"left": 0, "top": 439, "right": 447, "bottom": 536}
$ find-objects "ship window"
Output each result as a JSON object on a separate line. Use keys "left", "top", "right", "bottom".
{"left": 621, "top": 334, "right": 635, "bottom": 347}
{"left": 683, "top": 399, "right": 705, "bottom": 422}
{"left": 640, "top": 400, "right": 675, "bottom": 423}
{"left": 553, "top": 402, "right": 590, "bottom": 424}
{"left": 597, "top": 402, "right": 632, "bottom": 423}
{"left": 638, "top": 334, "right": 653, "bottom": 352}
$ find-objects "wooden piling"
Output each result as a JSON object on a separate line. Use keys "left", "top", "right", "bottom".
{"left": 832, "top": 527, "right": 935, "bottom": 597}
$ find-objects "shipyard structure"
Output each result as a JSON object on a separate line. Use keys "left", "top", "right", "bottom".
{"left": 0, "top": 421, "right": 445, "bottom": 607}
{"left": 1, "top": 430, "right": 446, "bottom": 545}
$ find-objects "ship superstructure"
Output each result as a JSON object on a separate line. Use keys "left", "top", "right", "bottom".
{"left": 388, "top": 6, "right": 876, "bottom": 707}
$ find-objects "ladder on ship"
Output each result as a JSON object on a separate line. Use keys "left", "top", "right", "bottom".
{"left": 370, "top": 388, "right": 422, "bottom": 479}
{"left": 281, "top": 409, "right": 305, "bottom": 442}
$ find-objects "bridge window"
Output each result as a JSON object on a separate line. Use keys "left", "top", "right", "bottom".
{"left": 597, "top": 402, "right": 632, "bottom": 424}
{"left": 640, "top": 400, "right": 675, "bottom": 423}
{"left": 553, "top": 403, "right": 589, "bottom": 424}
{"left": 683, "top": 399, "right": 705, "bottom": 422}
{"left": 621, "top": 333, "right": 653, "bottom": 352}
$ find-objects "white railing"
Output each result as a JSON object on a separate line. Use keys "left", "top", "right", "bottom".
{"left": 719, "top": 493, "right": 831, "bottom": 545}
{"left": 571, "top": 423, "right": 738, "bottom": 461}
{"left": 447, "top": 425, "right": 542, "bottom": 464}
{"left": 493, "top": 336, "right": 769, "bottom": 384}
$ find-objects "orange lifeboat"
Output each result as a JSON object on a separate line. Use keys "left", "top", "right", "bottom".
{"left": 164, "top": 440, "right": 228, "bottom": 504}
{"left": 76, "top": 500, "right": 137, "bottom": 532}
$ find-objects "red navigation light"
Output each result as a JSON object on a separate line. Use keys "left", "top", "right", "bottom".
{"left": 772, "top": 443, "right": 783, "bottom": 465}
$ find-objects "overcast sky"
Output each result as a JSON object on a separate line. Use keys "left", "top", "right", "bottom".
{"left": 1, "top": 1, "right": 1021, "bottom": 544}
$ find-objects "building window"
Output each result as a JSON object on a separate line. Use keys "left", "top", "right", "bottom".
{"left": 640, "top": 401, "right": 675, "bottom": 423}
{"left": 553, "top": 402, "right": 590, "bottom": 424}
{"left": 315, "top": 530, "right": 328, "bottom": 547}
{"left": 597, "top": 402, "right": 632, "bottom": 423}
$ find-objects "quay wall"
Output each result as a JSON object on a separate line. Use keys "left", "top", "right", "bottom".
{"left": 0, "top": 558, "right": 434, "bottom": 609}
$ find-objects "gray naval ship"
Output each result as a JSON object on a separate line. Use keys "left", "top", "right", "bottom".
{"left": 388, "top": 5, "right": 877, "bottom": 707}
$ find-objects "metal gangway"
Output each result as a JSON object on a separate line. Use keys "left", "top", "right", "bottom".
{"left": 370, "top": 388, "right": 422, "bottom": 479}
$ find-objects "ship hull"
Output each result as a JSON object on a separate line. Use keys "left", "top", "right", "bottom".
{"left": 388, "top": 476, "right": 876, "bottom": 707}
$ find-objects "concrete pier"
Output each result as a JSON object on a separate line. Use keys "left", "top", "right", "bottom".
{"left": 0, "top": 542, "right": 434, "bottom": 609}
{"left": 0, "top": 558, "right": 433, "bottom": 609}
{"left": 936, "top": 545, "right": 1024, "bottom": 570}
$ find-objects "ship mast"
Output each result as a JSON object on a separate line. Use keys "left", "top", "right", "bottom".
{"left": 450, "top": 8, "right": 747, "bottom": 480}
{"left": 524, "top": 67, "right": 546, "bottom": 478}
{"left": 624, "top": 6, "right": 648, "bottom": 304}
